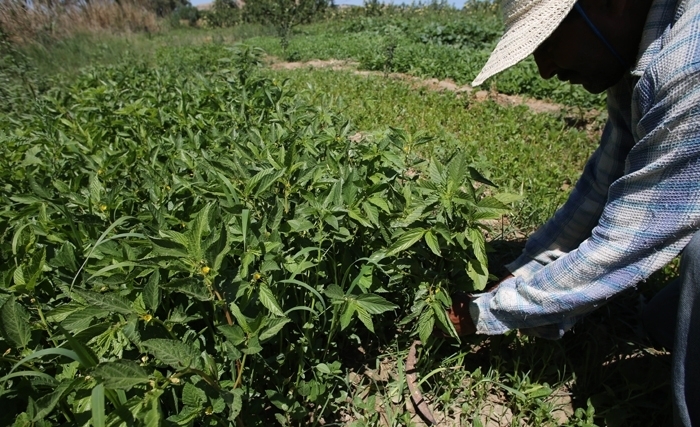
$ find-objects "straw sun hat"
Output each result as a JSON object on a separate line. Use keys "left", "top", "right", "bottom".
{"left": 472, "top": 0, "right": 578, "bottom": 86}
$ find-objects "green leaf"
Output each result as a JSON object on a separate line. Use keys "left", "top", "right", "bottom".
{"left": 424, "top": 230, "right": 441, "bottom": 256}
{"left": 158, "top": 230, "right": 190, "bottom": 250}
{"left": 0, "top": 298, "right": 31, "bottom": 349}
{"left": 51, "top": 241, "right": 78, "bottom": 271}
{"left": 58, "top": 325, "right": 99, "bottom": 368}
{"left": 141, "top": 389, "right": 163, "bottom": 427}
{"left": 417, "top": 308, "right": 435, "bottom": 345}
{"left": 347, "top": 208, "right": 372, "bottom": 228}
{"left": 166, "top": 406, "right": 199, "bottom": 426}
{"left": 258, "top": 282, "right": 284, "bottom": 316}
{"left": 24, "top": 248, "right": 46, "bottom": 291}
{"left": 323, "top": 179, "right": 343, "bottom": 208}
{"left": 161, "top": 277, "right": 212, "bottom": 301}
{"left": 350, "top": 264, "right": 373, "bottom": 292}
{"left": 70, "top": 216, "right": 136, "bottom": 290}
{"left": 44, "top": 303, "right": 83, "bottom": 323}
{"left": 397, "top": 203, "right": 428, "bottom": 228}
{"left": 241, "top": 209, "right": 250, "bottom": 252}
{"left": 149, "top": 238, "right": 189, "bottom": 258}
{"left": 243, "top": 335, "right": 263, "bottom": 355}
{"left": 230, "top": 389, "right": 244, "bottom": 419}
{"left": 188, "top": 204, "right": 212, "bottom": 260}
{"left": 206, "top": 225, "right": 230, "bottom": 272}
{"left": 386, "top": 228, "right": 426, "bottom": 257}
{"left": 92, "top": 384, "right": 106, "bottom": 427}
{"left": 323, "top": 213, "right": 339, "bottom": 230}
{"left": 283, "top": 259, "right": 316, "bottom": 275}
{"left": 466, "top": 227, "right": 487, "bottom": 266}
{"left": 182, "top": 382, "right": 207, "bottom": 409}
{"left": 447, "top": 153, "right": 468, "bottom": 188}
{"left": 324, "top": 284, "right": 345, "bottom": 301}
{"left": 475, "top": 197, "right": 510, "bottom": 216}
{"left": 432, "top": 301, "right": 458, "bottom": 338}
{"left": 61, "top": 306, "right": 105, "bottom": 332}
{"left": 92, "top": 360, "right": 150, "bottom": 390}
{"left": 257, "top": 169, "right": 286, "bottom": 197}
{"left": 494, "top": 192, "right": 522, "bottom": 204}
{"left": 266, "top": 389, "right": 294, "bottom": 412}
{"left": 356, "top": 307, "right": 374, "bottom": 333}
{"left": 259, "top": 317, "right": 291, "bottom": 342}
{"left": 2, "top": 348, "right": 80, "bottom": 385}
{"left": 354, "top": 293, "right": 397, "bottom": 315}
{"left": 467, "top": 258, "right": 489, "bottom": 291}
{"left": 89, "top": 174, "right": 104, "bottom": 203}
{"left": 72, "top": 288, "right": 134, "bottom": 315}
{"left": 228, "top": 303, "right": 251, "bottom": 334}
{"left": 32, "top": 379, "right": 79, "bottom": 422}
{"left": 367, "top": 195, "right": 391, "bottom": 213}
{"left": 141, "top": 339, "right": 200, "bottom": 370}
{"left": 382, "top": 151, "right": 404, "bottom": 170}
{"left": 428, "top": 160, "right": 444, "bottom": 185}
{"left": 0, "top": 370, "right": 58, "bottom": 385}
{"left": 12, "top": 266, "right": 25, "bottom": 287}
{"left": 218, "top": 324, "right": 246, "bottom": 346}
{"left": 468, "top": 166, "right": 497, "bottom": 187}
{"left": 85, "top": 261, "right": 139, "bottom": 282}
{"left": 315, "top": 363, "right": 331, "bottom": 375}
{"left": 339, "top": 301, "right": 356, "bottom": 330}
{"left": 143, "top": 271, "right": 160, "bottom": 312}
{"left": 361, "top": 201, "right": 380, "bottom": 226}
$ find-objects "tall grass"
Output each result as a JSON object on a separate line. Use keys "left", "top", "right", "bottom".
{"left": 0, "top": 0, "right": 159, "bottom": 44}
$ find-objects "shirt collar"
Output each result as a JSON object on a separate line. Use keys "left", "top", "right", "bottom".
{"left": 632, "top": 0, "right": 687, "bottom": 76}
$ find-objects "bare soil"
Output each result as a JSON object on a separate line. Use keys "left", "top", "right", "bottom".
{"left": 267, "top": 57, "right": 602, "bottom": 118}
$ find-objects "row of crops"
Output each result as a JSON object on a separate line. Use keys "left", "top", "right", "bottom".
{"left": 243, "top": 3, "right": 605, "bottom": 110}
{"left": 0, "top": 44, "right": 518, "bottom": 425}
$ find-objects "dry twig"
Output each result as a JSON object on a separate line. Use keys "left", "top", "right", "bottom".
{"left": 405, "top": 340, "right": 437, "bottom": 425}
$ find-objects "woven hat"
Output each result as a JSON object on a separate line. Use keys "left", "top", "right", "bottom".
{"left": 472, "top": 0, "right": 578, "bottom": 86}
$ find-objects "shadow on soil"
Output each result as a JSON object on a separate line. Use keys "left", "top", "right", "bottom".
{"left": 452, "top": 238, "right": 675, "bottom": 426}
{"left": 329, "top": 238, "right": 674, "bottom": 426}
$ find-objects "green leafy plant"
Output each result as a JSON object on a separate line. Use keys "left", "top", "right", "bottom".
{"left": 244, "top": 0, "right": 330, "bottom": 51}
{"left": 0, "top": 43, "right": 513, "bottom": 425}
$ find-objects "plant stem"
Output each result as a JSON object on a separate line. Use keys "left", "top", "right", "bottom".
{"left": 233, "top": 354, "right": 247, "bottom": 389}
{"left": 34, "top": 301, "right": 59, "bottom": 347}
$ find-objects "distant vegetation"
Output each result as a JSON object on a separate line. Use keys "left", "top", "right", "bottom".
{"left": 241, "top": 0, "right": 605, "bottom": 108}
{"left": 0, "top": 0, "right": 162, "bottom": 44}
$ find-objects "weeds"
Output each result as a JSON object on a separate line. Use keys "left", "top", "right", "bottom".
{"left": 0, "top": 0, "right": 159, "bottom": 45}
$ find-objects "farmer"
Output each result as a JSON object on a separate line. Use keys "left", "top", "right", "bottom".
{"left": 447, "top": 0, "right": 700, "bottom": 425}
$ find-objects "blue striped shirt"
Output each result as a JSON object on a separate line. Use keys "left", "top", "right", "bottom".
{"left": 470, "top": 0, "right": 700, "bottom": 339}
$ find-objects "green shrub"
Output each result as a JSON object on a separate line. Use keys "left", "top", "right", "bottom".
{"left": 0, "top": 43, "right": 510, "bottom": 425}
{"left": 170, "top": 5, "right": 201, "bottom": 26}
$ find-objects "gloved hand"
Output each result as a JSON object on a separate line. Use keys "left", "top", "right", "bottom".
{"left": 445, "top": 274, "right": 514, "bottom": 337}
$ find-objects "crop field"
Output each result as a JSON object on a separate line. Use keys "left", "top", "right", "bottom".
{"left": 0, "top": 4, "right": 676, "bottom": 427}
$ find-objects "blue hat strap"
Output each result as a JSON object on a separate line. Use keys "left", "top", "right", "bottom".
{"left": 573, "top": 3, "right": 630, "bottom": 69}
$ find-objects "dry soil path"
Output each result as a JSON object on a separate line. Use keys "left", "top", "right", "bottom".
{"left": 267, "top": 57, "right": 602, "bottom": 119}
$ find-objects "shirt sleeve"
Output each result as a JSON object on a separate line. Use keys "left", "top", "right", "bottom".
{"left": 470, "top": 67, "right": 700, "bottom": 338}
{"left": 505, "top": 76, "right": 637, "bottom": 281}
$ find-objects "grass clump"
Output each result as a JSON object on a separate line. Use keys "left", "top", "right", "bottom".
{"left": 0, "top": 0, "right": 159, "bottom": 45}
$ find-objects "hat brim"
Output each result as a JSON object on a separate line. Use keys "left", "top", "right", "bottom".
{"left": 472, "top": 0, "right": 577, "bottom": 86}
